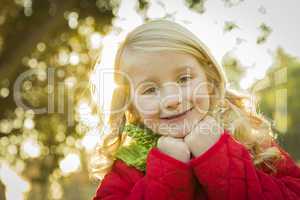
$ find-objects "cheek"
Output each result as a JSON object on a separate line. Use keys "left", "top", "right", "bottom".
{"left": 194, "top": 95, "right": 210, "bottom": 114}
{"left": 189, "top": 80, "right": 210, "bottom": 113}
{"left": 134, "top": 95, "right": 160, "bottom": 118}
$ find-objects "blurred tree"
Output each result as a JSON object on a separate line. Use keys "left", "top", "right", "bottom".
{"left": 0, "top": 0, "right": 115, "bottom": 199}
{"left": 252, "top": 48, "right": 300, "bottom": 161}
{"left": 0, "top": 180, "right": 5, "bottom": 200}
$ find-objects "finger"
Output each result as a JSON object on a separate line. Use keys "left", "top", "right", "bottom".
{"left": 158, "top": 136, "right": 182, "bottom": 147}
{"left": 157, "top": 136, "right": 168, "bottom": 147}
{"left": 166, "top": 136, "right": 184, "bottom": 143}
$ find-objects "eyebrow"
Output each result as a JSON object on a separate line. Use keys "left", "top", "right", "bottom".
{"left": 175, "top": 65, "right": 195, "bottom": 74}
{"left": 136, "top": 76, "right": 158, "bottom": 86}
{"left": 135, "top": 65, "right": 195, "bottom": 86}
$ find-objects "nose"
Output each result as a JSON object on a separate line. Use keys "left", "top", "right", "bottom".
{"left": 164, "top": 97, "right": 181, "bottom": 110}
{"left": 161, "top": 83, "right": 182, "bottom": 111}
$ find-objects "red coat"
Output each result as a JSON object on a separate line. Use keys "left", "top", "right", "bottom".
{"left": 92, "top": 131, "right": 300, "bottom": 200}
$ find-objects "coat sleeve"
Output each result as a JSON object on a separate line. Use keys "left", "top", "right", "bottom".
{"left": 190, "top": 130, "right": 300, "bottom": 200}
{"left": 93, "top": 147, "right": 196, "bottom": 200}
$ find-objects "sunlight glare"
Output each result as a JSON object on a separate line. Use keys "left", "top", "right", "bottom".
{"left": 0, "top": 162, "right": 30, "bottom": 200}
{"left": 81, "top": 129, "right": 99, "bottom": 151}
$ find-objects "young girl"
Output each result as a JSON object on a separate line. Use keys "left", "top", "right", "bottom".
{"left": 91, "top": 20, "right": 300, "bottom": 200}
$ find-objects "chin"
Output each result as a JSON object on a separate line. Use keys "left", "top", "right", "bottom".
{"left": 156, "top": 121, "right": 193, "bottom": 138}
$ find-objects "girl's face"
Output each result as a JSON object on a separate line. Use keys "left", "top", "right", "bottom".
{"left": 122, "top": 50, "right": 212, "bottom": 138}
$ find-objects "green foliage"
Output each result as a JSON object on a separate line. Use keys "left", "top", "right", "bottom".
{"left": 223, "top": 21, "right": 239, "bottom": 33}
{"left": 123, "top": 123, "right": 160, "bottom": 149}
{"left": 257, "top": 23, "right": 272, "bottom": 44}
{"left": 185, "top": 0, "right": 206, "bottom": 13}
{"left": 222, "top": 53, "right": 245, "bottom": 90}
{"left": 116, "top": 123, "right": 160, "bottom": 171}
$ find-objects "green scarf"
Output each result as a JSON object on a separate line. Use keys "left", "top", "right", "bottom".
{"left": 115, "top": 123, "right": 160, "bottom": 171}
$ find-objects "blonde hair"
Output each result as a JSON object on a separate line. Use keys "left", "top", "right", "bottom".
{"left": 91, "top": 20, "right": 281, "bottom": 180}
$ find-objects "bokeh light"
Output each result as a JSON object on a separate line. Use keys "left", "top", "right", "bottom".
{"left": 21, "top": 138, "right": 40, "bottom": 158}
{"left": 59, "top": 153, "right": 81, "bottom": 175}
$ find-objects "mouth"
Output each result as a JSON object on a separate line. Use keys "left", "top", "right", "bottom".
{"left": 160, "top": 107, "right": 194, "bottom": 121}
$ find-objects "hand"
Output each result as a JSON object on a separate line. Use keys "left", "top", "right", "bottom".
{"left": 184, "top": 115, "right": 223, "bottom": 157}
{"left": 157, "top": 136, "right": 191, "bottom": 163}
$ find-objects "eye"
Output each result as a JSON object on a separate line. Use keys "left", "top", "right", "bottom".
{"left": 142, "top": 87, "right": 158, "bottom": 95}
{"left": 177, "top": 74, "right": 193, "bottom": 84}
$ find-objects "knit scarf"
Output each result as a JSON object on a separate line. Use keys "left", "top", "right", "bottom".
{"left": 115, "top": 123, "right": 160, "bottom": 171}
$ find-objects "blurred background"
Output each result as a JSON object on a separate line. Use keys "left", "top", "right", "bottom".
{"left": 0, "top": 0, "right": 299, "bottom": 199}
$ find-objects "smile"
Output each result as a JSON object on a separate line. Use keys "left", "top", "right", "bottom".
{"left": 160, "top": 107, "right": 194, "bottom": 121}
